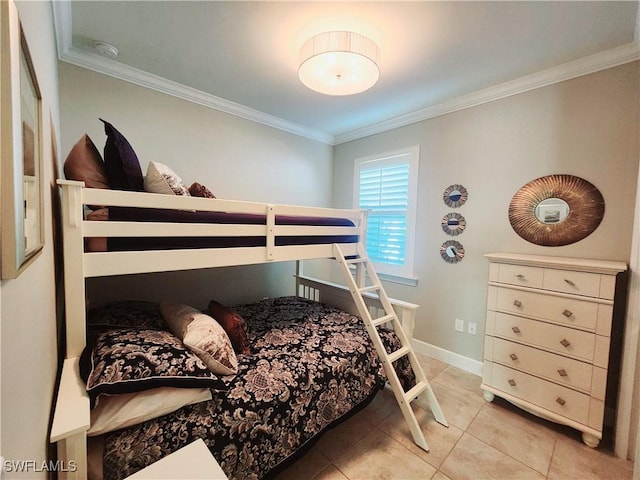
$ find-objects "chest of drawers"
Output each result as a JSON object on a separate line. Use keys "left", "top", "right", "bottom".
{"left": 482, "top": 253, "right": 626, "bottom": 448}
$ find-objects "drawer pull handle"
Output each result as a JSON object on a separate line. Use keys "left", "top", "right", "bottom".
{"left": 512, "top": 326, "right": 521, "bottom": 334}
{"left": 562, "top": 309, "right": 573, "bottom": 318}
{"left": 564, "top": 279, "right": 576, "bottom": 287}
{"left": 558, "top": 369, "right": 568, "bottom": 377}
{"left": 560, "top": 338, "right": 571, "bottom": 348}
{"left": 556, "top": 397, "right": 566, "bottom": 406}
{"left": 508, "top": 379, "right": 517, "bottom": 387}
{"left": 509, "top": 353, "right": 518, "bottom": 361}
{"left": 515, "top": 274, "right": 526, "bottom": 280}
{"left": 513, "top": 300, "right": 522, "bottom": 308}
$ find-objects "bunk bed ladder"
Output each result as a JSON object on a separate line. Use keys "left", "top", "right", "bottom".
{"left": 333, "top": 243, "right": 448, "bottom": 452}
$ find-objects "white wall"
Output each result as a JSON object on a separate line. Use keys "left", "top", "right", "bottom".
{"left": 333, "top": 62, "right": 640, "bottom": 362}
{"left": 1, "top": 0, "right": 61, "bottom": 476}
{"left": 58, "top": 63, "right": 334, "bottom": 309}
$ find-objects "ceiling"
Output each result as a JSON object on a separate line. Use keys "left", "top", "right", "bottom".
{"left": 53, "top": 1, "right": 640, "bottom": 145}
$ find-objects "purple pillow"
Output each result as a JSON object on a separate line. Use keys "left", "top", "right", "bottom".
{"left": 100, "top": 119, "right": 144, "bottom": 191}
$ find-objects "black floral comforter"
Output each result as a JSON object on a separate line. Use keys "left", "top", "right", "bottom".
{"left": 100, "top": 296, "right": 414, "bottom": 480}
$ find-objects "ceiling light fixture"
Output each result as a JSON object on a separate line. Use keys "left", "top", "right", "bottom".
{"left": 298, "top": 31, "right": 380, "bottom": 96}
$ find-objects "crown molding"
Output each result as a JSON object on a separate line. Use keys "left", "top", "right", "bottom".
{"left": 51, "top": 0, "right": 72, "bottom": 57}
{"left": 334, "top": 42, "right": 640, "bottom": 145}
{"left": 59, "top": 47, "right": 334, "bottom": 145}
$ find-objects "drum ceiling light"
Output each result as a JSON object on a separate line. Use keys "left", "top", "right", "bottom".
{"left": 298, "top": 31, "right": 380, "bottom": 96}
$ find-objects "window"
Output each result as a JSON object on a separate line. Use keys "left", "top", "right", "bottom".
{"left": 353, "top": 147, "right": 419, "bottom": 282}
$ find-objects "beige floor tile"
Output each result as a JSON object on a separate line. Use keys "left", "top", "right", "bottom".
{"left": 416, "top": 353, "right": 449, "bottom": 380}
{"left": 433, "top": 365, "right": 484, "bottom": 399}
{"left": 274, "top": 447, "right": 331, "bottom": 480}
{"left": 417, "top": 381, "right": 485, "bottom": 431}
{"left": 314, "top": 409, "right": 376, "bottom": 462}
{"left": 313, "top": 464, "right": 349, "bottom": 480}
{"left": 440, "top": 433, "right": 545, "bottom": 480}
{"left": 378, "top": 405, "right": 463, "bottom": 468}
{"left": 357, "top": 388, "right": 399, "bottom": 426}
{"left": 431, "top": 471, "right": 453, "bottom": 480}
{"left": 467, "top": 402, "right": 557, "bottom": 475}
{"left": 334, "top": 428, "right": 437, "bottom": 480}
{"left": 548, "top": 435, "right": 633, "bottom": 480}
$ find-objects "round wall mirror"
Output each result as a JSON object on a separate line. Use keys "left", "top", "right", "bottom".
{"left": 443, "top": 184, "right": 468, "bottom": 208}
{"left": 440, "top": 240, "right": 465, "bottom": 263}
{"left": 508, "top": 174, "right": 604, "bottom": 246}
{"left": 441, "top": 213, "right": 466, "bottom": 236}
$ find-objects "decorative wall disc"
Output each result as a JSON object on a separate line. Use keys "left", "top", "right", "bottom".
{"left": 441, "top": 212, "right": 466, "bottom": 236}
{"left": 440, "top": 240, "right": 465, "bottom": 263}
{"left": 443, "top": 184, "right": 468, "bottom": 208}
{"left": 508, "top": 174, "right": 605, "bottom": 247}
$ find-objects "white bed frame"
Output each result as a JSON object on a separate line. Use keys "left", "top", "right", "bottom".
{"left": 50, "top": 180, "right": 418, "bottom": 480}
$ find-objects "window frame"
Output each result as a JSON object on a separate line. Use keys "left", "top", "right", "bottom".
{"left": 353, "top": 146, "right": 420, "bottom": 283}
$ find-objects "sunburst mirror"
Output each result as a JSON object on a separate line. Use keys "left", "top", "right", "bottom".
{"left": 440, "top": 240, "right": 465, "bottom": 263}
{"left": 508, "top": 174, "right": 604, "bottom": 247}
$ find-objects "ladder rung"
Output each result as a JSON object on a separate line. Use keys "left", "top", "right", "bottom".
{"left": 372, "top": 314, "right": 395, "bottom": 327}
{"left": 404, "top": 381, "right": 429, "bottom": 402}
{"left": 347, "top": 257, "right": 367, "bottom": 264}
{"left": 359, "top": 285, "right": 380, "bottom": 293}
{"left": 388, "top": 346, "right": 410, "bottom": 363}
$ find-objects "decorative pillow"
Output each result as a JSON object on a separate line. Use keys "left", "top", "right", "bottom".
{"left": 100, "top": 119, "right": 144, "bottom": 191}
{"left": 208, "top": 300, "right": 251, "bottom": 355}
{"left": 80, "top": 327, "right": 227, "bottom": 407}
{"left": 189, "top": 182, "right": 216, "bottom": 198}
{"left": 63, "top": 134, "right": 109, "bottom": 191}
{"left": 85, "top": 207, "right": 109, "bottom": 252}
{"left": 87, "top": 301, "right": 165, "bottom": 329}
{"left": 88, "top": 386, "right": 212, "bottom": 436}
{"left": 160, "top": 302, "right": 238, "bottom": 375}
{"left": 144, "top": 162, "right": 191, "bottom": 196}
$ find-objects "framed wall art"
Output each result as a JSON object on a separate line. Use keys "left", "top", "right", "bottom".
{"left": 1, "top": 0, "right": 44, "bottom": 279}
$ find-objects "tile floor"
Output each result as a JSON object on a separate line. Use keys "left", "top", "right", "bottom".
{"left": 274, "top": 354, "right": 634, "bottom": 480}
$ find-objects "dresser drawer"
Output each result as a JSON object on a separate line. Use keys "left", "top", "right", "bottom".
{"left": 489, "top": 364, "right": 590, "bottom": 425}
{"left": 489, "top": 337, "right": 593, "bottom": 392}
{"left": 543, "top": 269, "right": 601, "bottom": 298}
{"left": 497, "top": 264, "right": 543, "bottom": 289}
{"left": 492, "top": 313, "right": 595, "bottom": 362}
{"left": 495, "top": 287, "right": 598, "bottom": 330}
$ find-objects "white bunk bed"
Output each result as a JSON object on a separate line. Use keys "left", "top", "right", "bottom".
{"left": 50, "top": 180, "right": 443, "bottom": 480}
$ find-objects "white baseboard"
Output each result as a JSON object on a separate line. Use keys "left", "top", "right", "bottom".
{"left": 412, "top": 338, "right": 484, "bottom": 377}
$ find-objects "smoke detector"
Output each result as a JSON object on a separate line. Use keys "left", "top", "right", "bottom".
{"left": 94, "top": 41, "right": 119, "bottom": 59}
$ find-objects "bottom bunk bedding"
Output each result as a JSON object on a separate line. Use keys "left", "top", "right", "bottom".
{"left": 84, "top": 296, "right": 415, "bottom": 480}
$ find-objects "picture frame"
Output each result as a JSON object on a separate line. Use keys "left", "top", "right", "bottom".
{"left": 1, "top": 0, "right": 44, "bottom": 279}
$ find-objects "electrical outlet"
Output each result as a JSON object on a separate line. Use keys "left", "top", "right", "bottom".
{"left": 468, "top": 322, "right": 477, "bottom": 335}
{"left": 455, "top": 318, "right": 464, "bottom": 332}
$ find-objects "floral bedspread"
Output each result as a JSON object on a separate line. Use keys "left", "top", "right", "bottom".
{"left": 101, "top": 296, "right": 414, "bottom": 480}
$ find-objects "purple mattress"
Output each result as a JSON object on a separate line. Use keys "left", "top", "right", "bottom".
{"left": 103, "top": 206, "right": 358, "bottom": 251}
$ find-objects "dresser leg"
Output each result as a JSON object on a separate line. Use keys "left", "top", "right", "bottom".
{"left": 582, "top": 432, "right": 600, "bottom": 448}
{"left": 482, "top": 390, "right": 495, "bottom": 402}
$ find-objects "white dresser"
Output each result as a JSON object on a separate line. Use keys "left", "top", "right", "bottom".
{"left": 482, "top": 252, "right": 627, "bottom": 448}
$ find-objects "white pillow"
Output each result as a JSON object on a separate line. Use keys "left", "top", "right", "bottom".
{"left": 88, "top": 387, "right": 212, "bottom": 436}
{"left": 160, "top": 302, "right": 239, "bottom": 375}
{"left": 144, "top": 161, "right": 190, "bottom": 196}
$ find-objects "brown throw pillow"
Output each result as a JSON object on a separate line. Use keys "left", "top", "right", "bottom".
{"left": 189, "top": 182, "right": 216, "bottom": 198}
{"left": 207, "top": 300, "right": 251, "bottom": 355}
{"left": 64, "top": 134, "right": 110, "bottom": 192}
